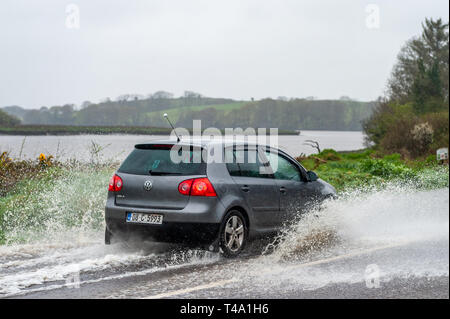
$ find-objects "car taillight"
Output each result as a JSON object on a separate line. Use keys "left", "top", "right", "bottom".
{"left": 108, "top": 174, "right": 123, "bottom": 192}
{"left": 178, "top": 179, "right": 193, "bottom": 195}
{"left": 191, "top": 178, "right": 217, "bottom": 197}
{"left": 178, "top": 178, "right": 217, "bottom": 197}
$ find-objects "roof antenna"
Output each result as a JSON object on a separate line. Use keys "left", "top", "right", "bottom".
{"left": 163, "top": 113, "right": 181, "bottom": 142}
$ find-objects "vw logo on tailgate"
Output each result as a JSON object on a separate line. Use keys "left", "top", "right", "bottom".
{"left": 143, "top": 180, "right": 153, "bottom": 191}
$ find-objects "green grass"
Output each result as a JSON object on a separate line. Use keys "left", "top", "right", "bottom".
{"left": 297, "top": 149, "right": 449, "bottom": 191}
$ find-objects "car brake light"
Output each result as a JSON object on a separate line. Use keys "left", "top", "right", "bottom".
{"left": 178, "top": 179, "right": 193, "bottom": 195}
{"left": 178, "top": 178, "right": 217, "bottom": 197}
{"left": 109, "top": 174, "right": 123, "bottom": 192}
{"left": 191, "top": 178, "right": 217, "bottom": 196}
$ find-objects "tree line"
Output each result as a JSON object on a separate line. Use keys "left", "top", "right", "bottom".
{"left": 2, "top": 96, "right": 374, "bottom": 131}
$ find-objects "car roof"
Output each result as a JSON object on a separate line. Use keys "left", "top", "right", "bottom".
{"left": 134, "top": 137, "right": 279, "bottom": 150}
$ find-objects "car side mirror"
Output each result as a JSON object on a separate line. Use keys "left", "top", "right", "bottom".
{"left": 307, "top": 171, "right": 318, "bottom": 182}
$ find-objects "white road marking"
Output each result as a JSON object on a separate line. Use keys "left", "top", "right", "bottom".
{"left": 143, "top": 279, "right": 237, "bottom": 299}
{"left": 143, "top": 240, "right": 415, "bottom": 299}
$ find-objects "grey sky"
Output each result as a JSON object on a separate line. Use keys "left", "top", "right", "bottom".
{"left": 0, "top": 0, "right": 448, "bottom": 109}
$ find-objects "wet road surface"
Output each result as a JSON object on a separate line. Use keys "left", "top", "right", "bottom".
{"left": 2, "top": 238, "right": 447, "bottom": 299}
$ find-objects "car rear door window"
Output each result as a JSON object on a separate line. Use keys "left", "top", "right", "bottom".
{"left": 225, "top": 148, "right": 241, "bottom": 176}
{"left": 225, "top": 147, "right": 272, "bottom": 178}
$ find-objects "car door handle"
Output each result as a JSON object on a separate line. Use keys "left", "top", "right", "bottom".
{"left": 280, "top": 187, "right": 287, "bottom": 194}
{"left": 241, "top": 185, "right": 250, "bottom": 192}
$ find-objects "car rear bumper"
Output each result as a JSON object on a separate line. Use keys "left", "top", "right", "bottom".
{"left": 105, "top": 221, "right": 220, "bottom": 244}
{"left": 104, "top": 194, "right": 225, "bottom": 244}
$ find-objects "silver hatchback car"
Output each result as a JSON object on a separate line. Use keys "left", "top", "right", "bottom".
{"left": 105, "top": 139, "right": 336, "bottom": 257}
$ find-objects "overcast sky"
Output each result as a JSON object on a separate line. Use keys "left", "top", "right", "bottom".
{"left": 0, "top": 0, "right": 448, "bottom": 109}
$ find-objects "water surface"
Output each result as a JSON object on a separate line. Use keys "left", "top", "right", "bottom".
{"left": 0, "top": 131, "right": 365, "bottom": 162}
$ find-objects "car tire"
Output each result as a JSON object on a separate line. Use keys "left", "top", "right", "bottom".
{"left": 219, "top": 210, "right": 248, "bottom": 258}
{"left": 105, "top": 227, "right": 112, "bottom": 245}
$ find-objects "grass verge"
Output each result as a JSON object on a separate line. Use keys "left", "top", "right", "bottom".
{"left": 297, "top": 149, "right": 449, "bottom": 191}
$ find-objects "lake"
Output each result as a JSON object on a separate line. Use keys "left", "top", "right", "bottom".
{"left": 0, "top": 131, "right": 366, "bottom": 163}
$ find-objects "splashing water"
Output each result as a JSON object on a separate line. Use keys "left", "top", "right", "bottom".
{"left": 228, "top": 184, "right": 449, "bottom": 294}
{"left": 268, "top": 184, "right": 448, "bottom": 260}
{"left": 0, "top": 166, "right": 448, "bottom": 297}
{"left": 0, "top": 166, "right": 223, "bottom": 296}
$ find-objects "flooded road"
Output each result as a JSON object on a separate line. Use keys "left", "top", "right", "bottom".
{"left": 4, "top": 239, "right": 449, "bottom": 299}
{"left": 1, "top": 187, "right": 448, "bottom": 299}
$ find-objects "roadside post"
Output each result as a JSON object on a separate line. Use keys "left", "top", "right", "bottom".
{"left": 437, "top": 148, "right": 449, "bottom": 165}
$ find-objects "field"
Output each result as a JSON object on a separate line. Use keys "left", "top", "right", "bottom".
{"left": 144, "top": 101, "right": 250, "bottom": 123}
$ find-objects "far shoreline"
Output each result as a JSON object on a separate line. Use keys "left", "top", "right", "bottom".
{"left": 0, "top": 125, "right": 367, "bottom": 137}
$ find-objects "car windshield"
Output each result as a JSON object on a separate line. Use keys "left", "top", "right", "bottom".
{"left": 118, "top": 145, "right": 206, "bottom": 176}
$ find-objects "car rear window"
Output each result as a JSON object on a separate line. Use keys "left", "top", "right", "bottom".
{"left": 118, "top": 145, "right": 206, "bottom": 176}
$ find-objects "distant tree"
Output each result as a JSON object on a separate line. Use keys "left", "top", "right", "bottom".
{"left": 100, "top": 97, "right": 111, "bottom": 103}
{"left": 132, "top": 94, "right": 145, "bottom": 101}
{"left": 1, "top": 106, "right": 27, "bottom": 120}
{"left": 81, "top": 101, "right": 92, "bottom": 109}
{"left": 0, "top": 109, "right": 21, "bottom": 126}
{"left": 116, "top": 94, "right": 145, "bottom": 102}
{"left": 152, "top": 91, "right": 174, "bottom": 99}
{"left": 116, "top": 94, "right": 131, "bottom": 102}
{"left": 59, "top": 104, "right": 75, "bottom": 124}
{"left": 184, "top": 91, "right": 202, "bottom": 98}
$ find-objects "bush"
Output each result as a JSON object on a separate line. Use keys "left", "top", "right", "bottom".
{"left": 0, "top": 152, "right": 57, "bottom": 196}
{"left": 376, "top": 104, "right": 419, "bottom": 156}
{"left": 411, "top": 122, "right": 434, "bottom": 155}
{"left": 342, "top": 149, "right": 374, "bottom": 160}
{"left": 359, "top": 158, "right": 416, "bottom": 179}
{"left": 364, "top": 101, "right": 449, "bottom": 158}
{"left": 317, "top": 149, "right": 342, "bottom": 161}
{"left": 382, "top": 153, "right": 402, "bottom": 163}
{"left": 424, "top": 111, "right": 449, "bottom": 151}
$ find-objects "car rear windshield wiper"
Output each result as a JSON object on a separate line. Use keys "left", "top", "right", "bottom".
{"left": 149, "top": 170, "right": 182, "bottom": 175}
